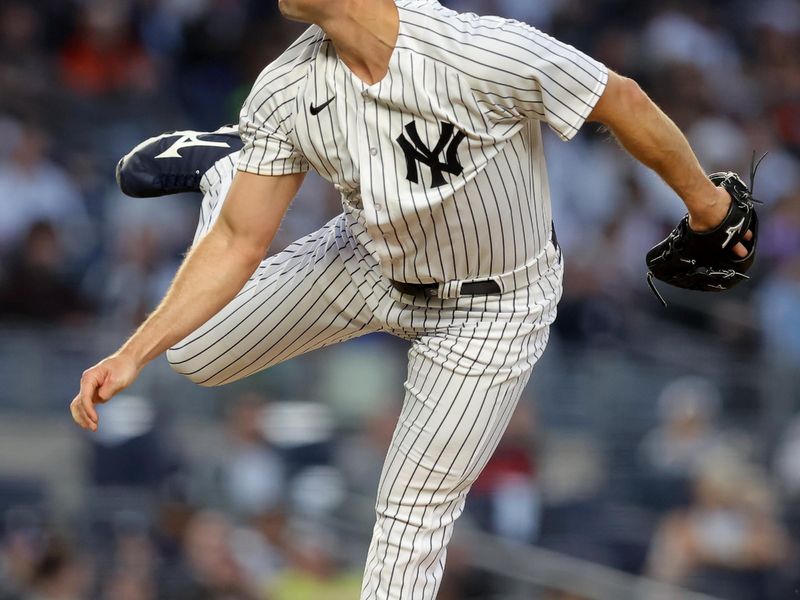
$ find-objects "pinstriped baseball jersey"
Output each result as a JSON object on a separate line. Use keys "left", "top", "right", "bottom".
{"left": 238, "top": 0, "right": 608, "bottom": 286}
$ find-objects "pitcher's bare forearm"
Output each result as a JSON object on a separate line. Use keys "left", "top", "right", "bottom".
{"left": 588, "top": 72, "right": 730, "bottom": 231}
{"left": 118, "top": 170, "right": 304, "bottom": 368}
{"left": 71, "top": 171, "right": 304, "bottom": 432}
{"left": 118, "top": 223, "right": 264, "bottom": 366}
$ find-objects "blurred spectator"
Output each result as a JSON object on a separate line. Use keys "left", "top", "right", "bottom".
{"left": 100, "top": 569, "right": 156, "bottom": 600}
{"left": 267, "top": 524, "right": 361, "bottom": 600}
{"left": 315, "top": 337, "right": 404, "bottom": 425}
{"left": 752, "top": 1, "right": 800, "bottom": 152}
{"left": 647, "top": 452, "right": 789, "bottom": 600}
{"left": 642, "top": 6, "right": 741, "bottom": 83}
{"left": 639, "top": 376, "right": 726, "bottom": 479}
{"left": 0, "top": 4, "right": 53, "bottom": 120}
{"left": 22, "top": 537, "right": 92, "bottom": 600}
{"left": 59, "top": 1, "right": 156, "bottom": 98}
{"left": 163, "top": 511, "right": 260, "bottom": 600}
{"left": 436, "top": 541, "right": 497, "bottom": 600}
{"left": 0, "top": 221, "right": 90, "bottom": 324}
{"left": 89, "top": 225, "right": 179, "bottom": 328}
{"left": 222, "top": 393, "right": 285, "bottom": 518}
{"left": 174, "top": 0, "right": 249, "bottom": 128}
{"left": 688, "top": 117, "right": 750, "bottom": 175}
{"left": 469, "top": 403, "right": 541, "bottom": 543}
{"left": 229, "top": 510, "right": 287, "bottom": 595}
{"left": 637, "top": 376, "right": 735, "bottom": 511}
{"left": 0, "top": 528, "right": 38, "bottom": 600}
{"left": 337, "top": 403, "right": 399, "bottom": 498}
{"left": 100, "top": 528, "right": 158, "bottom": 600}
{"left": 0, "top": 122, "right": 89, "bottom": 257}
{"left": 151, "top": 487, "right": 196, "bottom": 570}
{"left": 261, "top": 401, "right": 337, "bottom": 479}
{"left": 759, "top": 189, "right": 800, "bottom": 264}
{"left": 90, "top": 394, "right": 178, "bottom": 488}
{"left": 756, "top": 257, "right": 800, "bottom": 362}
{"left": 773, "top": 415, "right": 800, "bottom": 502}
{"left": 545, "top": 132, "right": 628, "bottom": 257}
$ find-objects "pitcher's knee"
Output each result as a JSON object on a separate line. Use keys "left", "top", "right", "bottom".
{"left": 375, "top": 482, "right": 467, "bottom": 531}
{"left": 166, "top": 345, "right": 219, "bottom": 387}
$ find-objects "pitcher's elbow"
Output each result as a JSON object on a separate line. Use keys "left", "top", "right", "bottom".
{"left": 618, "top": 76, "right": 649, "bottom": 112}
{"left": 590, "top": 72, "right": 650, "bottom": 127}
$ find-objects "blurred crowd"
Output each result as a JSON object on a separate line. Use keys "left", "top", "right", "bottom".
{"left": 0, "top": 392, "right": 372, "bottom": 600}
{"left": 0, "top": 0, "right": 799, "bottom": 598}
{"left": 2, "top": 379, "right": 800, "bottom": 599}
{"left": 0, "top": 388, "right": 542, "bottom": 600}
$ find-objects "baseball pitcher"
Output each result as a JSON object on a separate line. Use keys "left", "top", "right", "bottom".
{"left": 72, "top": 1, "right": 757, "bottom": 598}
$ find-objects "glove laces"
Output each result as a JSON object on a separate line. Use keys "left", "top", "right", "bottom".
{"left": 749, "top": 150, "right": 768, "bottom": 202}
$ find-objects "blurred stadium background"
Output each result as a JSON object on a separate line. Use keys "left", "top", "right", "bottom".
{"left": 0, "top": 0, "right": 799, "bottom": 598}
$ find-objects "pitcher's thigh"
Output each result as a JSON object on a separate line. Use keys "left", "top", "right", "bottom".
{"left": 166, "top": 223, "right": 376, "bottom": 387}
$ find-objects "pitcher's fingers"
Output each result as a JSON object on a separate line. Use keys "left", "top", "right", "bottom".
{"left": 79, "top": 372, "right": 100, "bottom": 424}
{"left": 69, "top": 399, "right": 82, "bottom": 427}
{"left": 733, "top": 230, "right": 755, "bottom": 258}
{"left": 74, "top": 398, "right": 97, "bottom": 431}
{"left": 70, "top": 398, "right": 89, "bottom": 429}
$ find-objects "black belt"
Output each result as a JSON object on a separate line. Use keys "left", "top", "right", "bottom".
{"left": 390, "top": 279, "right": 501, "bottom": 297}
{"left": 390, "top": 222, "right": 558, "bottom": 298}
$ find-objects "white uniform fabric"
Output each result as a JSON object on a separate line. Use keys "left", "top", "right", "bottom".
{"left": 238, "top": 0, "right": 608, "bottom": 285}
{"left": 168, "top": 2, "right": 608, "bottom": 598}
{"left": 168, "top": 155, "right": 561, "bottom": 599}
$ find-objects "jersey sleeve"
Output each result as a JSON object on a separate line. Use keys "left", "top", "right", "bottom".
{"left": 237, "top": 36, "right": 314, "bottom": 176}
{"left": 467, "top": 16, "right": 609, "bottom": 141}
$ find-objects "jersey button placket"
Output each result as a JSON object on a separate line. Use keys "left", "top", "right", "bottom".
{"left": 359, "top": 88, "right": 384, "bottom": 226}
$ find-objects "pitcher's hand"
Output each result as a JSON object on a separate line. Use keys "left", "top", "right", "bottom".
{"left": 688, "top": 186, "right": 753, "bottom": 258}
{"left": 70, "top": 353, "right": 140, "bottom": 431}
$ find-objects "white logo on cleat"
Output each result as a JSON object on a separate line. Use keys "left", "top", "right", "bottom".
{"left": 155, "top": 133, "right": 231, "bottom": 159}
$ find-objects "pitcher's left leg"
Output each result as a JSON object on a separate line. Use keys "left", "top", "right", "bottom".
{"left": 360, "top": 318, "right": 551, "bottom": 600}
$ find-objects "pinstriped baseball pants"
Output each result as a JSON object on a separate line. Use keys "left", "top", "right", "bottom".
{"left": 167, "top": 176, "right": 562, "bottom": 599}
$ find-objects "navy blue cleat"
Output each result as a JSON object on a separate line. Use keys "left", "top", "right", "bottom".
{"left": 116, "top": 126, "right": 244, "bottom": 197}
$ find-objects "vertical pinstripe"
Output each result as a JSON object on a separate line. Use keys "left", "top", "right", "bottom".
{"left": 172, "top": 1, "right": 610, "bottom": 597}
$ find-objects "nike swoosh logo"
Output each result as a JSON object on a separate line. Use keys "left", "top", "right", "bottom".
{"left": 309, "top": 96, "right": 336, "bottom": 116}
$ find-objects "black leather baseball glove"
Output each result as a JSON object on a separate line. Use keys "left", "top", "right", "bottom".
{"left": 645, "top": 156, "right": 765, "bottom": 307}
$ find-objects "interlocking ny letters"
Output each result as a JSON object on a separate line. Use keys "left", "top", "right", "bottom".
{"left": 396, "top": 121, "right": 466, "bottom": 188}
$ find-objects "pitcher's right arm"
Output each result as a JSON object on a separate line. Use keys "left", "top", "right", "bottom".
{"left": 71, "top": 170, "right": 305, "bottom": 431}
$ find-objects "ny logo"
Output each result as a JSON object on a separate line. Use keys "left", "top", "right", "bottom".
{"left": 396, "top": 121, "right": 466, "bottom": 188}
